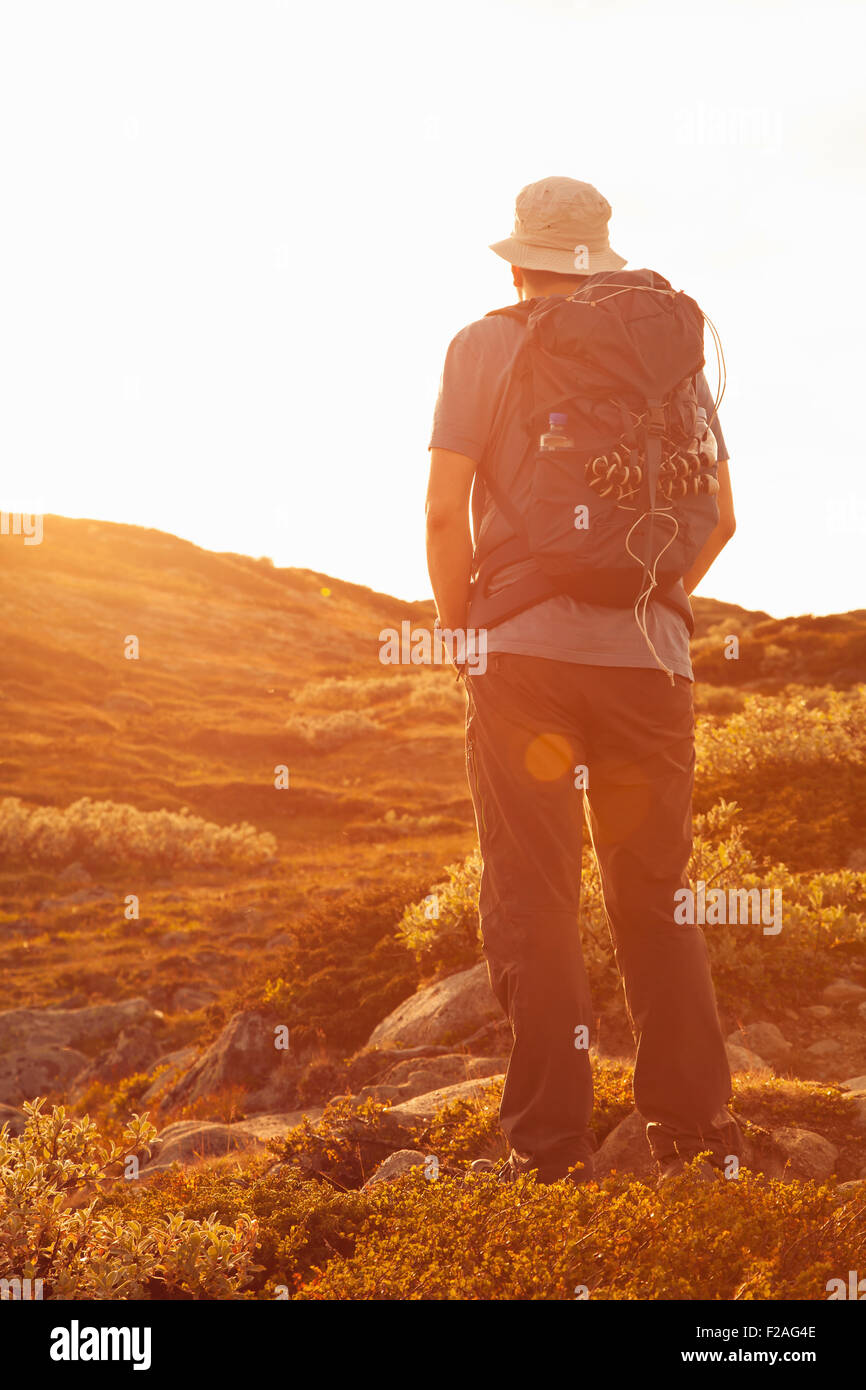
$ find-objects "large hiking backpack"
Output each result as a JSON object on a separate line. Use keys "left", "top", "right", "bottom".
{"left": 470, "top": 268, "right": 720, "bottom": 642}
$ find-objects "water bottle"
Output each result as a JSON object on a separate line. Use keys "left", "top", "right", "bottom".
{"left": 539, "top": 411, "right": 575, "bottom": 451}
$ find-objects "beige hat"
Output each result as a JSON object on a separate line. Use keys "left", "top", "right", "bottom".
{"left": 490, "top": 175, "right": 627, "bottom": 275}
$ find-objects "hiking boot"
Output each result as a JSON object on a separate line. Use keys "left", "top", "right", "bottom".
{"left": 498, "top": 1147, "right": 595, "bottom": 1187}
{"left": 656, "top": 1154, "right": 722, "bottom": 1189}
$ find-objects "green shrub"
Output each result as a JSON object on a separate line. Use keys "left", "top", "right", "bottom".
{"left": 0, "top": 1102, "right": 259, "bottom": 1299}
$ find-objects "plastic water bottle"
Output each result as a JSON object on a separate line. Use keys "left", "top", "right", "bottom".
{"left": 539, "top": 411, "right": 575, "bottom": 451}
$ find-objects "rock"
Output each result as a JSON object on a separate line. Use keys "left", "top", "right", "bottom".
{"left": 841, "top": 1075, "right": 866, "bottom": 1092}
{"left": 266, "top": 933, "right": 296, "bottom": 951}
{"left": 362, "top": 1149, "right": 428, "bottom": 1189}
{"left": 725, "top": 1043, "right": 772, "bottom": 1075}
{"left": 594, "top": 1111, "right": 656, "bottom": 1182}
{"left": 859, "top": 1001, "right": 866, "bottom": 1024}
{"left": 140, "top": 1121, "right": 261, "bottom": 1173}
{"left": 354, "top": 1084, "right": 408, "bottom": 1104}
{"left": 843, "top": 1095, "right": 866, "bottom": 1130}
{"left": 772, "top": 1127, "right": 839, "bottom": 1181}
{"left": 171, "top": 987, "right": 217, "bottom": 1013}
{"left": 836, "top": 1180, "right": 866, "bottom": 1197}
{"left": 159, "top": 1011, "right": 289, "bottom": 1107}
{"left": 141, "top": 1047, "right": 199, "bottom": 1104}
{"left": 378, "top": 1055, "right": 505, "bottom": 1098}
{"left": 804, "top": 1039, "right": 844, "bottom": 1059}
{"left": 103, "top": 692, "right": 153, "bottom": 714}
{"left": 821, "top": 978, "right": 866, "bottom": 1005}
{"left": 385, "top": 1074, "right": 505, "bottom": 1131}
{"left": 0, "top": 1046, "right": 90, "bottom": 1105}
{"left": 71, "top": 1026, "right": 162, "bottom": 1095}
{"left": 58, "top": 861, "right": 92, "bottom": 883}
{"left": 802, "top": 1005, "right": 833, "bottom": 1020}
{"left": 726, "top": 1023, "right": 792, "bottom": 1066}
{"left": 366, "top": 963, "right": 500, "bottom": 1050}
{"left": 0, "top": 1103, "right": 28, "bottom": 1136}
{"left": 230, "top": 1109, "right": 323, "bottom": 1142}
{"left": 0, "top": 998, "right": 159, "bottom": 1054}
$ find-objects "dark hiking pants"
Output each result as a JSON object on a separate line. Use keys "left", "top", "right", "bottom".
{"left": 464, "top": 653, "right": 735, "bottom": 1180}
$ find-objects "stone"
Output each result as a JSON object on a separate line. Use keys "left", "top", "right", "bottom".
{"left": 230, "top": 1109, "right": 323, "bottom": 1142}
{"left": 0, "top": 998, "right": 159, "bottom": 1054}
{"left": 802, "top": 1005, "right": 833, "bottom": 1020}
{"left": 140, "top": 1121, "right": 261, "bottom": 1174}
{"left": 0, "top": 1103, "right": 28, "bottom": 1136}
{"left": 141, "top": 1047, "right": 198, "bottom": 1104}
{"left": 385, "top": 1074, "right": 505, "bottom": 1131}
{"left": 594, "top": 1111, "right": 656, "bottom": 1182}
{"left": 58, "top": 861, "right": 92, "bottom": 883}
{"left": 859, "top": 1001, "right": 866, "bottom": 1024}
{"left": 362, "top": 1149, "right": 428, "bottom": 1189}
{"left": 379, "top": 1055, "right": 506, "bottom": 1098}
{"left": 725, "top": 1043, "right": 772, "bottom": 1075}
{"left": 804, "top": 1039, "right": 844, "bottom": 1059}
{"left": 726, "top": 1022, "right": 792, "bottom": 1066}
{"left": 71, "top": 1026, "right": 162, "bottom": 1094}
{"left": 821, "top": 978, "right": 866, "bottom": 1005}
{"left": 0, "top": 1046, "right": 90, "bottom": 1106}
{"left": 159, "top": 1011, "right": 288, "bottom": 1107}
{"left": 171, "top": 987, "right": 217, "bottom": 1013}
{"left": 836, "top": 1180, "right": 866, "bottom": 1198}
{"left": 843, "top": 1095, "right": 866, "bottom": 1130}
{"left": 772, "top": 1127, "right": 839, "bottom": 1181}
{"left": 366, "top": 963, "right": 500, "bottom": 1050}
{"left": 841, "top": 1075, "right": 866, "bottom": 1092}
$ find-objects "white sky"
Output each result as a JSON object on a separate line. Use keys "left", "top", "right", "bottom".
{"left": 2, "top": 0, "right": 864, "bottom": 617}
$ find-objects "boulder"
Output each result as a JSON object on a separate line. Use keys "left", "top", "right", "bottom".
{"left": 160, "top": 1011, "right": 291, "bottom": 1107}
{"left": 594, "top": 1111, "right": 655, "bottom": 1182}
{"left": 141, "top": 1047, "right": 199, "bottom": 1105}
{"left": 171, "top": 987, "right": 217, "bottom": 1013}
{"left": 378, "top": 1054, "right": 505, "bottom": 1097}
{"left": 0, "top": 1103, "right": 28, "bottom": 1136}
{"left": 725, "top": 1042, "right": 772, "bottom": 1075}
{"left": 804, "top": 1039, "right": 844, "bottom": 1060}
{"left": 0, "top": 1046, "right": 90, "bottom": 1105}
{"left": 0, "top": 998, "right": 159, "bottom": 1054}
{"left": 844, "top": 1094, "right": 866, "bottom": 1130}
{"left": 820, "top": 978, "right": 866, "bottom": 1005}
{"left": 802, "top": 1005, "right": 833, "bottom": 1020}
{"left": 726, "top": 1022, "right": 792, "bottom": 1066}
{"left": 384, "top": 1074, "right": 504, "bottom": 1131}
{"left": 841, "top": 1074, "right": 866, "bottom": 1092}
{"left": 72, "top": 1026, "right": 162, "bottom": 1094}
{"left": 231, "top": 1109, "right": 323, "bottom": 1142}
{"left": 363, "top": 1149, "right": 429, "bottom": 1189}
{"left": 366, "top": 963, "right": 500, "bottom": 1050}
{"left": 140, "top": 1120, "right": 261, "bottom": 1173}
{"left": 772, "top": 1127, "right": 839, "bottom": 1181}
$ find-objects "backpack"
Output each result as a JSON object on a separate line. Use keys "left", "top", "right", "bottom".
{"left": 469, "top": 268, "right": 721, "bottom": 644}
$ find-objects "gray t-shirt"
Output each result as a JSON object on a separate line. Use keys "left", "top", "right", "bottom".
{"left": 428, "top": 300, "right": 729, "bottom": 681}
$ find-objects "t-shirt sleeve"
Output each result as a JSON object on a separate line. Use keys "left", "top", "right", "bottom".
{"left": 697, "top": 370, "right": 729, "bottom": 461}
{"left": 428, "top": 326, "right": 497, "bottom": 463}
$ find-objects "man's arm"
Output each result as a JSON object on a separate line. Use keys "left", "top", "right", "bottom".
{"left": 682, "top": 457, "right": 736, "bottom": 594}
{"left": 425, "top": 447, "right": 477, "bottom": 631}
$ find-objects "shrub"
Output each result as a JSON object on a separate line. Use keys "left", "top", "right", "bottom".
{"left": 0, "top": 1101, "right": 259, "bottom": 1299}
{"left": 397, "top": 850, "right": 482, "bottom": 973}
{"left": 284, "top": 710, "right": 383, "bottom": 749}
{"left": 0, "top": 797, "right": 276, "bottom": 872}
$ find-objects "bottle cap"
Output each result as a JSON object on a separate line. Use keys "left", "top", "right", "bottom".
{"left": 549, "top": 412, "right": 568, "bottom": 426}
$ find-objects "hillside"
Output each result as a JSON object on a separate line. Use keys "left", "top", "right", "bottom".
{"left": 1, "top": 515, "right": 866, "bottom": 1305}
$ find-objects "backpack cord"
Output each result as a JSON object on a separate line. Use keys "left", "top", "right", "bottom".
{"left": 625, "top": 508, "right": 681, "bottom": 685}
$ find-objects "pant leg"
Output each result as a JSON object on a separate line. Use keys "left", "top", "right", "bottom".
{"left": 580, "top": 666, "right": 735, "bottom": 1161}
{"left": 465, "top": 654, "right": 595, "bottom": 1171}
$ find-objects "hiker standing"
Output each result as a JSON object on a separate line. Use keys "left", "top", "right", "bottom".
{"left": 426, "top": 176, "right": 740, "bottom": 1185}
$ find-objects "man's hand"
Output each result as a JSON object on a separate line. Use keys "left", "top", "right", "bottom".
{"left": 682, "top": 457, "right": 736, "bottom": 594}
{"left": 425, "top": 447, "right": 477, "bottom": 631}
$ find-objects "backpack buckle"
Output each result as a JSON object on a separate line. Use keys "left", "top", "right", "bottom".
{"left": 646, "top": 401, "right": 666, "bottom": 435}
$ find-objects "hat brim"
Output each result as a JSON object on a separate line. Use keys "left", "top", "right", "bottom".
{"left": 489, "top": 237, "right": 627, "bottom": 274}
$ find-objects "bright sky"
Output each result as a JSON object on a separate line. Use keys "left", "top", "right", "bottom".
{"left": 2, "top": 0, "right": 864, "bottom": 618}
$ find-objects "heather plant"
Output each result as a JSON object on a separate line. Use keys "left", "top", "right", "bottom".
{"left": 284, "top": 709, "right": 383, "bottom": 748}
{"left": 695, "top": 687, "right": 866, "bottom": 779}
{"left": 397, "top": 849, "right": 482, "bottom": 972}
{"left": 0, "top": 796, "right": 276, "bottom": 872}
{"left": 0, "top": 1101, "right": 259, "bottom": 1299}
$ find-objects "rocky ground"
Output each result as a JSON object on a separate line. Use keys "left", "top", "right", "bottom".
{"left": 3, "top": 960, "right": 866, "bottom": 1194}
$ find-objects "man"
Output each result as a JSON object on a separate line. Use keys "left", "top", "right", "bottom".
{"left": 426, "top": 176, "right": 739, "bottom": 1187}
